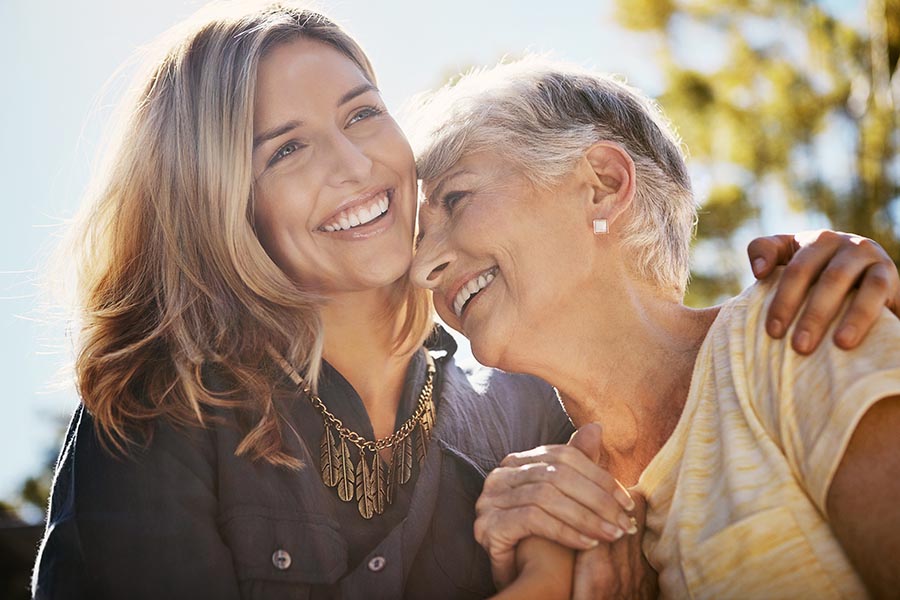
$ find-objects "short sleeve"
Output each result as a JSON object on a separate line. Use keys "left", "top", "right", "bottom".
{"left": 743, "top": 282, "right": 900, "bottom": 515}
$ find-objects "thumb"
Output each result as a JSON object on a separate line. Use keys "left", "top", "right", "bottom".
{"left": 747, "top": 234, "right": 797, "bottom": 279}
{"left": 489, "top": 547, "right": 518, "bottom": 591}
{"left": 568, "top": 422, "right": 607, "bottom": 466}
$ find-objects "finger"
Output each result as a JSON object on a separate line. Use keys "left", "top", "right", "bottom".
{"left": 491, "top": 481, "right": 633, "bottom": 542}
{"left": 568, "top": 422, "right": 606, "bottom": 464}
{"left": 492, "top": 457, "right": 634, "bottom": 513}
{"left": 834, "top": 262, "right": 895, "bottom": 349}
{"left": 488, "top": 545, "right": 517, "bottom": 590}
{"left": 570, "top": 423, "right": 634, "bottom": 510}
{"left": 474, "top": 506, "right": 600, "bottom": 557}
{"left": 766, "top": 233, "right": 843, "bottom": 338}
{"left": 502, "top": 445, "right": 627, "bottom": 502}
{"left": 747, "top": 234, "right": 798, "bottom": 279}
{"left": 499, "top": 445, "right": 561, "bottom": 467}
{"left": 789, "top": 259, "right": 866, "bottom": 354}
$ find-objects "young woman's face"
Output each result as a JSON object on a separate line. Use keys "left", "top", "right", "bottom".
{"left": 251, "top": 37, "right": 418, "bottom": 296}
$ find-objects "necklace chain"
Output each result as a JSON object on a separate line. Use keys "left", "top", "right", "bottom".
{"left": 304, "top": 360, "right": 434, "bottom": 452}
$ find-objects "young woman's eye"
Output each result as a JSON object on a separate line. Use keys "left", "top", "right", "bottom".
{"left": 442, "top": 191, "right": 468, "bottom": 212}
{"left": 348, "top": 106, "right": 384, "bottom": 126}
{"left": 269, "top": 141, "right": 305, "bottom": 166}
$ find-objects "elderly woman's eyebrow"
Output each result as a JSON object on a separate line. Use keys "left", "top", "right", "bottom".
{"left": 427, "top": 168, "right": 472, "bottom": 204}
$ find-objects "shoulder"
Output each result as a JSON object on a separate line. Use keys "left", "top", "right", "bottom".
{"left": 49, "top": 404, "right": 222, "bottom": 522}
{"left": 436, "top": 354, "right": 572, "bottom": 466}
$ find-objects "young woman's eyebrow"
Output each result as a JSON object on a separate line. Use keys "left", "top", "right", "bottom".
{"left": 253, "top": 120, "right": 302, "bottom": 150}
{"left": 338, "top": 82, "right": 377, "bottom": 106}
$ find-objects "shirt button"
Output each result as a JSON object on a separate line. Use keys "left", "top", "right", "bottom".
{"left": 272, "top": 549, "right": 292, "bottom": 570}
{"left": 367, "top": 555, "right": 386, "bottom": 572}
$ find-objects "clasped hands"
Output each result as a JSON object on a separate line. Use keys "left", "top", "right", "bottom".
{"left": 476, "top": 423, "right": 656, "bottom": 599}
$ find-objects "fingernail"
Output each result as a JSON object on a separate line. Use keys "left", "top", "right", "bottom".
{"left": 614, "top": 488, "right": 636, "bottom": 511}
{"left": 617, "top": 513, "right": 634, "bottom": 534}
{"left": 579, "top": 535, "right": 600, "bottom": 548}
{"left": 769, "top": 318, "right": 784, "bottom": 337}
{"left": 836, "top": 325, "right": 857, "bottom": 347}
{"left": 794, "top": 330, "right": 811, "bottom": 354}
{"left": 752, "top": 257, "right": 767, "bottom": 276}
{"left": 600, "top": 522, "right": 624, "bottom": 540}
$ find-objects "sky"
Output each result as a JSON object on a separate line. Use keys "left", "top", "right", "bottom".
{"left": 0, "top": 0, "right": 863, "bottom": 511}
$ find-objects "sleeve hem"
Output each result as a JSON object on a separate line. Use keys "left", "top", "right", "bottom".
{"left": 809, "top": 367, "right": 900, "bottom": 515}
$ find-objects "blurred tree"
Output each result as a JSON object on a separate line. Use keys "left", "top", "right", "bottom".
{"left": 614, "top": 0, "right": 900, "bottom": 305}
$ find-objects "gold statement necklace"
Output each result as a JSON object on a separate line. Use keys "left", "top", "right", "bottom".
{"left": 274, "top": 351, "right": 436, "bottom": 519}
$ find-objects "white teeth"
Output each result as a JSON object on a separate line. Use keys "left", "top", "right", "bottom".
{"left": 453, "top": 270, "right": 496, "bottom": 318}
{"left": 321, "top": 192, "right": 390, "bottom": 232}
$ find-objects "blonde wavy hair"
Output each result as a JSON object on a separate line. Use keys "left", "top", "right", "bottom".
{"left": 72, "top": 1, "right": 432, "bottom": 468}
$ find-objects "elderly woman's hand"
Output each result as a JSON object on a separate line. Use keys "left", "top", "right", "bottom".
{"left": 572, "top": 492, "right": 658, "bottom": 600}
{"left": 747, "top": 230, "right": 899, "bottom": 354}
{"left": 475, "top": 424, "right": 636, "bottom": 587}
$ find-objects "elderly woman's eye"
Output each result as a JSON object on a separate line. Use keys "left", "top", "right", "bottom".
{"left": 442, "top": 191, "right": 468, "bottom": 211}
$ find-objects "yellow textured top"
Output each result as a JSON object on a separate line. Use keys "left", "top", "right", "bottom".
{"left": 633, "top": 271, "right": 900, "bottom": 599}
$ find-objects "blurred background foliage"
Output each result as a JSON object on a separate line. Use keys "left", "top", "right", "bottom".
{"left": 613, "top": 0, "right": 900, "bottom": 305}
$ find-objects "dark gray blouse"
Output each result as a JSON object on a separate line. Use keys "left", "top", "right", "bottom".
{"left": 33, "top": 327, "right": 573, "bottom": 599}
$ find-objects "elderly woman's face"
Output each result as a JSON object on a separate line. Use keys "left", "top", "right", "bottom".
{"left": 251, "top": 37, "right": 418, "bottom": 295}
{"left": 412, "top": 152, "right": 596, "bottom": 368}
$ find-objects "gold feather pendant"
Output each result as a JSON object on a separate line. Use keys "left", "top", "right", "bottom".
{"left": 423, "top": 397, "right": 436, "bottom": 433}
{"left": 356, "top": 452, "right": 376, "bottom": 519}
{"left": 373, "top": 452, "right": 387, "bottom": 515}
{"left": 385, "top": 450, "right": 395, "bottom": 505}
{"left": 414, "top": 424, "right": 428, "bottom": 465}
{"left": 396, "top": 434, "right": 413, "bottom": 485}
{"left": 335, "top": 437, "right": 356, "bottom": 502}
{"left": 320, "top": 426, "right": 341, "bottom": 488}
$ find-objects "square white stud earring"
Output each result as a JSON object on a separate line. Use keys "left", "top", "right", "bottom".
{"left": 593, "top": 218, "right": 608, "bottom": 235}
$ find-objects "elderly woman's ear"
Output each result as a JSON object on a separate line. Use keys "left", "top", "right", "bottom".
{"left": 581, "top": 142, "right": 636, "bottom": 232}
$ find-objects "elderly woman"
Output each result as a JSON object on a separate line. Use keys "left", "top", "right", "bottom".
{"left": 411, "top": 59, "right": 900, "bottom": 598}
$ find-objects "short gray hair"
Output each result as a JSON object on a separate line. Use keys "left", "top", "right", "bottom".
{"left": 406, "top": 57, "right": 697, "bottom": 295}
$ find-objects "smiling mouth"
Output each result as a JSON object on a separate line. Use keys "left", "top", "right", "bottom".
{"left": 319, "top": 190, "right": 391, "bottom": 232}
{"left": 453, "top": 267, "right": 498, "bottom": 318}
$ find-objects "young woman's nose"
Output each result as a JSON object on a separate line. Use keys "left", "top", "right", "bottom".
{"left": 325, "top": 133, "right": 373, "bottom": 187}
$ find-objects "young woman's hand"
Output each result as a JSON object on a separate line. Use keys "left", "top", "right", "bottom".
{"left": 748, "top": 230, "right": 899, "bottom": 354}
{"left": 474, "top": 424, "right": 636, "bottom": 587}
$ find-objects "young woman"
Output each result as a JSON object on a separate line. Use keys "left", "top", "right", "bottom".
{"left": 33, "top": 4, "right": 899, "bottom": 599}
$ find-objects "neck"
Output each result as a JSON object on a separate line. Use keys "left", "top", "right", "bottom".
{"left": 498, "top": 275, "right": 719, "bottom": 485}
{"left": 320, "top": 285, "right": 419, "bottom": 438}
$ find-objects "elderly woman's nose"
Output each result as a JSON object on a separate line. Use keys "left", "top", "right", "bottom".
{"left": 412, "top": 237, "right": 454, "bottom": 290}
{"left": 326, "top": 134, "right": 373, "bottom": 186}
